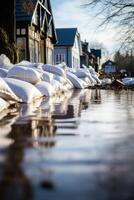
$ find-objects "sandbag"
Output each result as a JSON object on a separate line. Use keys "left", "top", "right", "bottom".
{"left": 0, "top": 97, "right": 10, "bottom": 112}
{"left": 80, "top": 77, "right": 92, "bottom": 87}
{"left": 41, "top": 71, "right": 54, "bottom": 83}
{"left": 7, "top": 65, "right": 42, "bottom": 84}
{"left": 0, "top": 77, "right": 21, "bottom": 102}
{"left": 15, "top": 61, "right": 44, "bottom": 72}
{"left": 0, "top": 68, "right": 8, "bottom": 77}
{"left": 66, "top": 71, "right": 85, "bottom": 89}
{"left": 4, "top": 78, "right": 42, "bottom": 103}
{"left": 75, "top": 68, "right": 89, "bottom": 78}
{"left": 15, "top": 60, "right": 36, "bottom": 67}
{"left": 42, "top": 64, "right": 66, "bottom": 77}
{"left": 35, "top": 81, "right": 54, "bottom": 97}
{"left": 55, "top": 62, "right": 68, "bottom": 71}
{"left": 54, "top": 74, "right": 67, "bottom": 85}
{"left": 51, "top": 79, "right": 63, "bottom": 93}
{"left": 0, "top": 54, "right": 13, "bottom": 69}
{"left": 91, "top": 73, "right": 102, "bottom": 84}
{"left": 66, "top": 78, "right": 74, "bottom": 90}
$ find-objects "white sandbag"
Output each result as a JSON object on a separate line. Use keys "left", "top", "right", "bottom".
{"left": 0, "top": 54, "right": 13, "bottom": 69}
{"left": 101, "top": 78, "right": 112, "bottom": 85}
{"left": 66, "top": 78, "right": 74, "bottom": 90}
{"left": 55, "top": 62, "right": 68, "bottom": 71}
{"left": 4, "top": 78, "right": 42, "bottom": 103}
{"left": 0, "top": 77, "right": 21, "bottom": 102}
{"left": 41, "top": 71, "right": 54, "bottom": 83}
{"left": 81, "top": 77, "right": 92, "bottom": 87}
{"left": 7, "top": 65, "right": 42, "bottom": 84}
{"left": 75, "top": 68, "right": 96, "bottom": 84}
{"left": 15, "top": 60, "right": 36, "bottom": 67}
{"left": 91, "top": 73, "right": 102, "bottom": 84}
{"left": 88, "top": 66, "right": 96, "bottom": 74}
{"left": 42, "top": 64, "right": 66, "bottom": 77}
{"left": 0, "top": 68, "right": 8, "bottom": 77}
{"left": 79, "top": 78, "right": 89, "bottom": 88}
{"left": 51, "top": 79, "right": 62, "bottom": 93}
{"left": 15, "top": 61, "right": 44, "bottom": 72}
{"left": 54, "top": 74, "right": 67, "bottom": 84}
{"left": 0, "top": 97, "right": 10, "bottom": 112}
{"left": 66, "top": 71, "right": 85, "bottom": 89}
{"left": 35, "top": 81, "right": 54, "bottom": 97}
{"left": 87, "top": 72, "right": 96, "bottom": 84}
{"left": 75, "top": 68, "right": 89, "bottom": 78}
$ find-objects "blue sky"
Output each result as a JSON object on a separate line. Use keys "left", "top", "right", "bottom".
{"left": 51, "top": 0, "right": 118, "bottom": 55}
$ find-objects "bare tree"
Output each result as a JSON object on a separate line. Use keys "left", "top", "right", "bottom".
{"left": 84, "top": 0, "right": 134, "bottom": 49}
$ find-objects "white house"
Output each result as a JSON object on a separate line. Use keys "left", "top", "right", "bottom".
{"left": 54, "top": 28, "right": 82, "bottom": 69}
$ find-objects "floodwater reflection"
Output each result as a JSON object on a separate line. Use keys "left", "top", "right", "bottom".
{"left": 1, "top": 89, "right": 134, "bottom": 199}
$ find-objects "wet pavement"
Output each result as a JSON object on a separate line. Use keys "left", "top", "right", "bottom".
{"left": 0, "top": 89, "right": 134, "bottom": 200}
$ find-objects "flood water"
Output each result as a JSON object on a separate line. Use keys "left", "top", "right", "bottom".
{"left": 0, "top": 89, "right": 134, "bottom": 200}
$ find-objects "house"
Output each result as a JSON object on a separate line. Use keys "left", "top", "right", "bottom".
{"left": 90, "top": 49, "right": 101, "bottom": 72}
{"left": 80, "top": 40, "right": 95, "bottom": 67}
{"left": 102, "top": 60, "right": 117, "bottom": 74}
{"left": 16, "top": 0, "right": 57, "bottom": 64}
{"left": 80, "top": 41, "right": 91, "bottom": 67}
{"left": 54, "top": 28, "right": 82, "bottom": 69}
{"left": 80, "top": 41, "right": 101, "bottom": 72}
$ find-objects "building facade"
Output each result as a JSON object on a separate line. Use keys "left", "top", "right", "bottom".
{"left": 80, "top": 41, "right": 101, "bottom": 72}
{"left": 54, "top": 28, "right": 82, "bottom": 69}
{"left": 102, "top": 60, "right": 117, "bottom": 74}
{"left": 16, "top": 0, "right": 57, "bottom": 64}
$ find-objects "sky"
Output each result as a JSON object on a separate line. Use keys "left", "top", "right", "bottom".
{"left": 51, "top": 0, "right": 119, "bottom": 58}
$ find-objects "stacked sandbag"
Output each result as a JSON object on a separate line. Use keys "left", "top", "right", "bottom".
{"left": 0, "top": 77, "right": 21, "bottom": 102}
{"left": 0, "top": 97, "right": 10, "bottom": 112}
{"left": 0, "top": 68, "right": 8, "bottom": 77}
{"left": 51, "top": 79, "right": 63, "bottom": 93}
{"left": 0, "top": 54, "right": 13, "bottom": 69}
{"left": 35, "top": 81, "right": 54, "bottom": 97}
{"left": 7, "top": 65, "right": 42, "bottom": 84}
{"left": 4, "top": 78, "right": 42, "bottom": 103}
{"left": 42, "top": 64, "right": 66, "bottom": 77}
{"left": 66, "top": 71, "right": 85, "bottom": 89}
{"left": 101, "top": 78, "right": 112, "bottom": 86}
{"left": 53, "top": 74, "right": 69, "bottom": 92}
{"left": 74, "top": 68, "right": 94, "bottom": 86}
{"left": 55, "top": 62, "right": 68, "bottom": 71}
{"left": 15, "top": 60, "right": 37, "bottom": 68}
{"left": 66, "top": 78, "right": 74, "bottom": 90}
{"left": 88, "top": 66, "right": 102, "bottom": 85}
{"left": 42, "top": 64, "right": 70, "bottom": 93}
{"left": 41, "top": 71, "right": 54, "bottom": 83}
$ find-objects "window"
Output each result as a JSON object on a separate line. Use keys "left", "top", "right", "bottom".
{"left": 55, "top": 54, "right": 65, "bottom": 64}
{"left": 21, "top": 28, "right": 26, "bottom": 35}
{"left": 17, "top": 29, "right": 20, "bottom": 35}
{"left": 17, "top": 37, "right": 26, "bottom": 61}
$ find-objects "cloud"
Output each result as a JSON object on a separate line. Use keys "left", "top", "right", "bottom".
{"left": 51, "top": 0, "right": 118, "bottom": 53}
